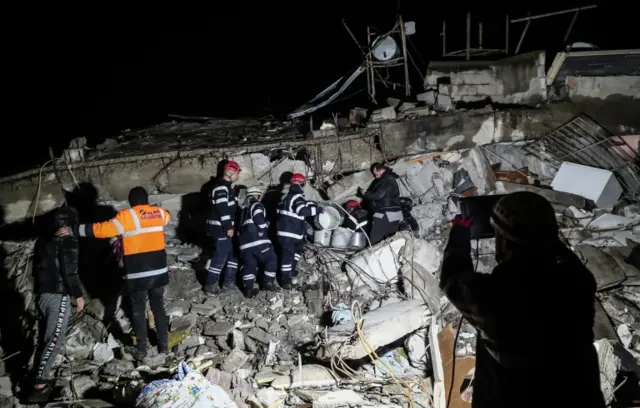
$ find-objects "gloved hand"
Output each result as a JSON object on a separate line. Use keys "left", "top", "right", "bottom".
{"left": 452, "top": 214, "right": 473, "bottom": 228}
{"left": 317, "top": 206, "right": 325, "bottom": 215}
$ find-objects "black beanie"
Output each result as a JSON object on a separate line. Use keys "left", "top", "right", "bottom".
{"left": 128, "top": 187, "right": 149, "bottom": 207}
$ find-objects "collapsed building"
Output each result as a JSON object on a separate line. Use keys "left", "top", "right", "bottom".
{"left": 0, "top": 29, "right": 640, "bottom": 408}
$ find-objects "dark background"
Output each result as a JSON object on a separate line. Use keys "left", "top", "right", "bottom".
{"left": 4, "top": 3, "right": 636, "bottom": 176}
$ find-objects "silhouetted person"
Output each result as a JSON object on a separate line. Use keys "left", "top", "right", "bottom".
{"left": 64, "top": 183, "right": 120, "bottom": 328}
{"left": 57, "top": 187, "right": 172, "bottom": 362}
{"left": 27, "top": 207, "right": 85, "bottom": 404}
{"left": 440, "top": 191, "right": 605, "bottom": 408}
{"left": 358, "top": 163, "right": 403, "bottom": 244}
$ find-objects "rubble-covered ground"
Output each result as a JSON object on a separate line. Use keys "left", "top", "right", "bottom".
{"left": 2, "top": 134, "right": 640, "bottom": 407}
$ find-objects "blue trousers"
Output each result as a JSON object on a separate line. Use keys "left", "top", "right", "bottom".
{"left": 241, "top": 246, "right": 277, "bottom": 290}
{"left": 278, "top": 237, "right": 304, "bottom": 283}
{"left": 207, "top": 237, "right": 238, "bottom": 285}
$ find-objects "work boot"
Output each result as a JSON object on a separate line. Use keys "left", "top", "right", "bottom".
{"left": 262, "top": 281, "right": 281, "bottom": 292}
{"left": 221, "top": 282, "right": 240, "bottom": 293}
{"left": 244, "top": 287, "right": 260, "bottom": 299}
{"left": 26, "top": 384, "right": 52, "bottom": 404}
{"left": 203, "top": 284, "right": 221, "bottom": 295}
{"left": 281, "top": 281, "right": 297, "bottom": 291}
{"left": 125, "top": 345, "right": 147, "bottom": 361}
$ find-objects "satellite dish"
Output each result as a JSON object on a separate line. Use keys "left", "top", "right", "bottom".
{"left": 372, "top": 36, "right": 399, "bottom": 62}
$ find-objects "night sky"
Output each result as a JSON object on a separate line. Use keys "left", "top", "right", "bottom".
{"left": 4, "top": 3, "right": 636, "bottom": 176}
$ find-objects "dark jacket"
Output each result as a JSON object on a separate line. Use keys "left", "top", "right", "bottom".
{"left": 363, "top": 171, "right": 401, "bottom": 213}
{"left": 33, "top": 208, "right": 83, "bottom": 298}
{"left": 440, "top": 225, "right": 605, "bottom": 408}
{"left": 238, "top": 198, "right": 272, "bottom": 252}
{"left": 205, "top": 178, "right": 237, "bottom": 238}
{"left": 342, "top": 209, "right": 368, "bottom": 232}
{"left": 277, "top": 184, "right": 318, "bottom": 240}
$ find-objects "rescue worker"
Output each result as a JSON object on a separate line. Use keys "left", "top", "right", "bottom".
{"left": 204, "top": 160, "right": 241, "bottom": 295}
{"left": 341, "top": 200, "right": 368, "bottom": 232}
{"left": 238, "top": 186, "right": 280, "bottom": 298}
{"left": 28, "top": 207, "right": 85, "bottom": 404}
{"left": 56, "top": 187, "right": 172, "bottom": 362}
{"left": 276, "top": 173, "right": 322, "bottom": 288}
{"left": 358, "top": 163, "right": 403, "bottom": 245}
{"left": 440, "top": 191, "right": 605, "bottom": 408}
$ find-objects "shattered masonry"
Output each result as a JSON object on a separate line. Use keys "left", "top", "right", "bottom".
{"left": 0, "top": 47, "right": 638, "bottom": 407}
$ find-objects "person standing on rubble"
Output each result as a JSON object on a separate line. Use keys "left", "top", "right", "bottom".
{"left": 276, "top": 173, "right": 323, "bottom": 289}
{"left": 341, "top": 200, "right": 368, "bottom": 233}
{"left": 203, "top": 160, "right": 241, "bottom": 295}
{"left": 238, "top": 186, "right": 280, "bottom": 298}
{"left": 440, "top": 191, "right": 605, "bottom": 408}
{"left": 358, "top": 163, "right": 403, "bottom": 245}
{"left": 56, "top": 187, "right": 172, "bottom": 362}
{"left": 27, "top": 207, "right": 85, "bottom": 404}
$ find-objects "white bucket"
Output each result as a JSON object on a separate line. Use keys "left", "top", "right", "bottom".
{"left": 331, "top": 227, "right": 353, "bottom": 248}
{"left": 314, "top": 206, "right": 341, "bottom": 231}
{"left": 350, "top": 232, "right": 367, "bottom": 249}
{"left": 314, "top": 229, "right": 332, "bottom": 246}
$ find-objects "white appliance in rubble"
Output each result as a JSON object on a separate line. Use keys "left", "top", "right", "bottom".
{"left": 551, "top": 162, "right": 623, "bottom": 208}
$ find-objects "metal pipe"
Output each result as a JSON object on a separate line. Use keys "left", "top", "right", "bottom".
{"left": 510, "top": 5, "right": 596, "bottom": 23}
{"left": 466, "top": 12, "right": 471, "bottom": 60}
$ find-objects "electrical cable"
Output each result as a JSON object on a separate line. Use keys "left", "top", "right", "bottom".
{"left": 446, "top": 238, "right": 480, "bottom": 408}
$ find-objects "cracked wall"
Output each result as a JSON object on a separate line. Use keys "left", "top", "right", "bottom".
{"left": 425, "top": 51, "right": 547, "bottom": 105}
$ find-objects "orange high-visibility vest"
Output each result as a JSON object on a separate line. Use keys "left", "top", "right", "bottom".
{"left": 78, "top": 204, "right": 171, "bottom": 290}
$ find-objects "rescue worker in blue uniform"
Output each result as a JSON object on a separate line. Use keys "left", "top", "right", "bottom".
{"left": 238, "top": 186, "right": 280, "bottom": 298}
{"left": 276, "top": 173, "right": 322, "bottom": 289}
{"left": 204, "top": 160, "right": 241, "bottom": 295}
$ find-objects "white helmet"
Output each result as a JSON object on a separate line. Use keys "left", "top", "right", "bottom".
{"left": 246, "top": 185, "right": 265, "bottom": 197}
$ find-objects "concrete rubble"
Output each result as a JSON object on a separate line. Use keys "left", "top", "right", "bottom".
{"left": 0, "top": 47, "right": 639, "bottom": 407}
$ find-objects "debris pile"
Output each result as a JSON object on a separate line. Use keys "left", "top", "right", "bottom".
{"left": 1, "top": 112, "right": 640, "bottom": 407}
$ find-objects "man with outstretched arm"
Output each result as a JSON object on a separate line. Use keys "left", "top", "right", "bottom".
{"left": 56, "top": 187, "right": 171, "bottom": 362}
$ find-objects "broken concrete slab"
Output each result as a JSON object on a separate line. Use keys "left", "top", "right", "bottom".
{"left": 270, "top": 364, "right": 338, "bottom": 389}
{"left": 575, "top": 245, "right": 626, "bottom": 290}
{"left": 344, "top": 234, "right": 408, "bottom": 293}
{"left": 318, "top": 299, "right": 430, "bottom": 361}
{"left": 594, "top": 339, "right": 620, "bottom": 405}
{"left": 494, "top": 181, "right": 586, "bottom": 210}
{"left": 459, "top": 147, "right": 496, "bottom": 195}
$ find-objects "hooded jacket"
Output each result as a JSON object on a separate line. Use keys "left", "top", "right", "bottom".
{"left": 440, "top": 225, "right": 605, "bottom": 408}
{"left": 33, "top": 207, "right": 83, "bottom": 298}
{"left": 363, "top": 170, "right": 401, "bottom": 213}
{"left": 276, "top": 184, "right": 318, "bottom": 240}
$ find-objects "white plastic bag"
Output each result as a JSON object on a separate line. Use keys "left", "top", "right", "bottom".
{"left": 136, "top": 362, "right": 238, "bottom": 408}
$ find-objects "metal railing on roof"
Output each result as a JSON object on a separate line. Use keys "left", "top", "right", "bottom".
{"left": 522, "top": 114, "right": 640, "bottom": 200}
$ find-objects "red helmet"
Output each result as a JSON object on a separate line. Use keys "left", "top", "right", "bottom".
{"left": 224, "top": 160, "right": 241, "bottom": 173}
{"left": 345, "top": 200, "right": 360, "bottom": 209}
{"left": 291, "top": 173, "right": 306, "bottom": 184}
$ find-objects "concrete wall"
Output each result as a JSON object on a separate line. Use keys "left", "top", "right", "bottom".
{"left": 425, "top": 51, "right": 547, "bottom": 105}
{"left": 566, "top": 76, "right": 640, "bottom": 100}
{"left": 379, "top": 103, "right": 580, "bottom": 157}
